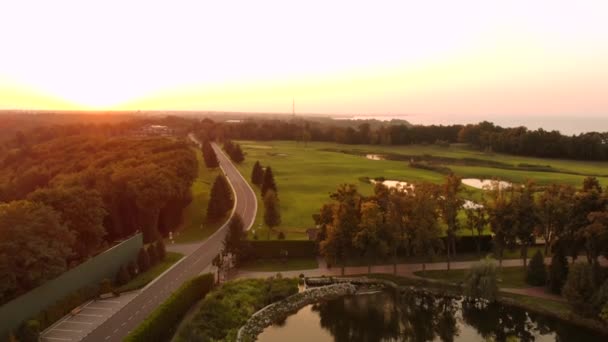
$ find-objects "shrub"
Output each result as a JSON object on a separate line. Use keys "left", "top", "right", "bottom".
{"left": 277, "top": 231, "right": 285, "bottom": 240}
{"left": 592, "top": 279, "right": 608, "bottom": 316}
{"left": 137, "top": 247, "right": 150, "bottom": 272}
{"left": 547, "top": 248, "right": 569, "bottom": 294}
{"left": 115, "top": 266, "right": 131, "bottom": 286}
{"left": 17, "top": 320, "right": 39, "bottom": 342}
{"left": 99, "top": 278, "right": 113, "bottom": 295}
{"left": 562, "top": 263, "right": 597, "bottom": 316}
{"left": 125, "top": 273, "right": 215, "bottom": 342}
{"left": 156, "top": 240, "right": 166, "bottom": 261}
{"left": 147, "top": 245, "right": 158, "bottom": 266}
{"left": 526, "top": 250, "right": 547, "bottom": 286}
{"left": 464, "top": 257, "right": 498, "bottom": 303}
{"left": 127, "top": 260, "right": 138, "bottom": 278}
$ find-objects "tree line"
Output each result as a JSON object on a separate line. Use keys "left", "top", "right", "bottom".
{"left": 0, "top": 129, "right": 197, "bottom": 304}
{"left": 315, "top": 176, "right": 608, "bottom": 283}
{"left": 193, "top": 117, "right": 608, "bottom": 161}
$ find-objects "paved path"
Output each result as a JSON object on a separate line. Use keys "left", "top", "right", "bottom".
{"left": 74, "top": 137, "right": 257, "bottom": 342}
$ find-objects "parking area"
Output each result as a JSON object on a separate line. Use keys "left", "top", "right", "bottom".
{"left": 40, "top": 291, "right": 139, "bottom": 342}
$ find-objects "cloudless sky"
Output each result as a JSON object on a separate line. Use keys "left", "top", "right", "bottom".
{"left": 1, "top": 0, "right": 607, "bottom": 121}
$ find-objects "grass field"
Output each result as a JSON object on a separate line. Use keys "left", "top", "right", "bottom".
{"left": 235, "top": 141, "right": 608, "bottom": 240}
{"left": 173, "top": 147, "right": 226, "bottom": 243}
{"left": 240, "top": 257, "right": 318, "bottom": 272}
{"left": 116, "top": 252, "right": 183, "bottom": 292}
{"left": 414, "top": 265, "right": 530, "bottom": 288}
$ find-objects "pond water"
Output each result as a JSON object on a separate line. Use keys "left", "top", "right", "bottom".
{"left": 366, "top": 154, "right": 386, "bottom": 160}
{"left": 462, "top": 178, "right": 512, "bottom": 190}
{"left": 258, "top": 290, "right": 605, "bottom": 342}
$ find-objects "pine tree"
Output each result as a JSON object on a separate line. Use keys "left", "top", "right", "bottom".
{"left": 548, "top": 245, "right": 569, "bottom": 294}
{"left": 137, "top": 247, "right": 150, "bottom": 272}
{"left": 264, "top": 190, "right": 281, "bottom": 239}
{"left": 147, "top": 245, "right": 158, "bottom": 266}
{"left": 115, "top": 265, "right": 131, "bottom": 286}
{"left": 251, "top": 161, "right": 264, "bottom": 186}
{"left": 261, "top": 166, "right": 277, "bottom": 197}
{"left": 526, "top": 250, "right": 547, "bottom": 286}
{"left": 202, "top": 140, "right": 219, "bottom": 168}
{"left": 207, "top": 175, "right": 234, "bottom": 221}
{"left": 223, "top": 214, "right": 248, "bottom": 265}
{"left": 156, "top": 240, "right": 166, "bottom": 261}
{"left": 232, "top": 144, "right": 245, "bottom": 163}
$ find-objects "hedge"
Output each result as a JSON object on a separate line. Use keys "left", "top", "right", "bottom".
{"left": 125, "top": 273, "right": 214, "bottom": 342}
{"left": 248, "top": 241, "right": 317, "bottom": 258}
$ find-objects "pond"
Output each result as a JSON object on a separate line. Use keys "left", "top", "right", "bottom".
{"left": 258, "top": 290, "right": 605, "bottom": 342}
{"left": 462, "top": 178, "right": 512, "bottom": 190}
{"left": 366, "top": 154, "right": 386, "bottom": 160}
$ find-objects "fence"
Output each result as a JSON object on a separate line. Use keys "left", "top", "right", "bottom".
{"left": 0, "top": 233, "right": 143, "bottom": 339}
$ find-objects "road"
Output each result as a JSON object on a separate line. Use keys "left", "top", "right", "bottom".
{"left": 80, "top": 137, "right": 257, "bottom": 342}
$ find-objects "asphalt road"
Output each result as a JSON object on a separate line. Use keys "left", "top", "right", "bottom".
{"left": 81, "top": 138, "right": 257, "bottom": 342}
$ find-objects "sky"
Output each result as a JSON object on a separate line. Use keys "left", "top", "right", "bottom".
{"left": 1, "top": 0, "right": 607, "bottom": 124}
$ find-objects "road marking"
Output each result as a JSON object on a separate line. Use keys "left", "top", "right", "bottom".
{"left": 105, "top": 337, "right": 111, "bottom": 340}
{"left": 64, "top": 320, "right": 93, "bottom": 325}
{"left": 47, "top": 328, "right": 82, "bottom": 333}
{"left": 77, "top": 314, "right": 103, "bottom": 317}
{"left": 113, "top": 328, "right": 119, "bottom": 334}
{"left": 84, "top": 306, "right": 112, "bottom": 310}
{"left": 99, "top": 300, "right": 120, "bottom": 304}
{"left": 121, "top": 322, "right": 126, "bottom": 327}
{"left": 41, "top": 337, "right": 72, "bottom": 341}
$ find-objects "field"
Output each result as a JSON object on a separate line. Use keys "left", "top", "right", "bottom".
{"left": 173, "top": 147, "right": 225, "bottom": 243}
{"left": 235, "top": 141, "right": 608, "bottom": 240}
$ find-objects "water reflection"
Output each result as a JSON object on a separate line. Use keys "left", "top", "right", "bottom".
{"left": 258, "top": 290, "right": 605, "bottom": 342}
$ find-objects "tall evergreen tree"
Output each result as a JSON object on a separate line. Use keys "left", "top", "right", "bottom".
{"left": 207, "top": 175, "right": 234, "bottom": 221}
{"left": 232, "top": 144, "right": 245, "bottom": 163}
{"left": 261, "top": 166, "right": 277, "bottom": 197}
{"left": 263, "top": 190, "right": 281, "bottom": 239}
{"left": 251, "top": 161, "right": 264, "bottom": 186}
{"left": 202, "top": 140, "right": 219, "bottom": 168}
{"left": 223, "top": 214, "right": 249, "bottom": 265}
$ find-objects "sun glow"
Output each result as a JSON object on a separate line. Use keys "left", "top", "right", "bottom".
{"left": 1, "top": 0, "right": 607, "bottom": 116}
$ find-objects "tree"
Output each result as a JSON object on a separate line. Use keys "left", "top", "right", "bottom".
{"left": 512, "top": 182, "right": 538, "bottom": 268}
{"left": 583, "top": 211, "right": 608, "bottom": 271}
{"left": 526, "top": 250, "right": 547, "bottom": 286}
{"left": 207, "top": 175, "right": 233, "bottom": 221}
{"left": 202, "top": 140, "right": 219, "bottom": 168}
{"left": 547, "top": 244, "right": 569, "bottom": 294}
{"left": 232, "top": 144, "right": 245, "bottom": 163}
{"left": 353, "top": 200, "right": 389, "bottom": 273}
{"left": 223, "top": 214, "right": 248, "bottom": 265}
{"left": 319, "top": 184, "right": 361, "bottom": 275}
{"left": 439, "top": 175, "right": 464, "bottom": 271}
{"left": 0, "top": 200, "right": 73, "bottom": 302}
{"left": 27, "top": 186, "right": 107, "bottom": 261}
{"left": 263, "top": 190, "right": 281, "bottom": 240}
{"left": 485, "top": 183, "right": 516, "bottom": 267}
{"left": 155, "top": 240, "right": 166, "bottom": 261}
{"left": 464, "top": 257, "right": 499, "bottom": 303}
{"left": 115, "top": 265, "right": 131, "bottom": 286}
{"left": 261, "top": 166, "right": 277, "bottom": 197}
{"left": 465, "top": 204, "right": 488, "bottom": 256}
{"left": 137, "top": 247, "right": 150, "bottom": 273}
{"left": 147, "top": 245, "right": 158, "bottom": 266}
{"left": 562, "top": 263, "right": 597, "bottom": 315}
{"left": 251, "top": 161, "right": 264, "bottom": 186}
{"left": 410, "top": 183, "right": 443, "bottom": 274}
{"left": 536, "top": 184, "right": 574, "bottom": 255}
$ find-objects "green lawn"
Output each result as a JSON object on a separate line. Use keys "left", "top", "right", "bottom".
{"left": 173, "top": 147, "right": 226, "bottom": 243}
{"left": 240, "top": 257, "right": 318, "bottom": 272}
{"left": 116, "top": 252, "right": 183, "bottom": 292}
{"left": 414, "top": 265, "right": 530, "bottom": 288}
{"left": 236, "top": 141, "right": 608, "bottom": 240}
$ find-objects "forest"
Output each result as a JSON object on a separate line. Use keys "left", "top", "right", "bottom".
{"left": 194, "top": 117, "right": 608, "bottom": 161}
{"left": 0, "top": 123, "right": 197, "bottom": 304}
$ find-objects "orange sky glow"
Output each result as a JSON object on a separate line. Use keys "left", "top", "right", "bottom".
{"left": 1, "top": 0, "right": 607, "bottom": 119}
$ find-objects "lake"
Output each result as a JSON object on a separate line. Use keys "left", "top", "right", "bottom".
{"left": 258, "top": 290, "right": 605, "bottom": 342}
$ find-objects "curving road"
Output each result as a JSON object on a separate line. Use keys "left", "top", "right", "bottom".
{"left": 80, "top": 137, "right": 257, "bottom": 342}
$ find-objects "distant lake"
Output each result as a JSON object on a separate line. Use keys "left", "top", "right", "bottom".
{"left": 336, "top": 115, "right": 608, "bottom": 135}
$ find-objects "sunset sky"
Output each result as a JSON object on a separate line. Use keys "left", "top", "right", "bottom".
{"left": 1, "top": 0, "right": 607, "bottom": 120}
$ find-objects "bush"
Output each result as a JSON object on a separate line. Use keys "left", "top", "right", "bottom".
{"left": 147, "top": 245, "right": 158, "bottom": 266}
{"left": 127, "top": 260, "right": 138, "bottom": 278}
{"left": 125, "top": 273, "right": 215, "bottom": 342}
{"left": 464, "top": 257, "right": 498, "bottom": 302}
{"left": 277, "top": 231, "right": 285, "bottom": 240}
{"left": 16, "top": 320, "right": 39, "bottom": 342}
{"left": 526, "top": 250, "right": 547, "bottom": 286}
{"left": 562, "top": 263, "right": 597, "bottom": 316}
{"left": 592, "top": 279, "right": 608, "bottom": 316}
{"left": 115, "top": 266, "right": 131, "bottom": 286}
{"left": 99, "top": 278, "right": 113, "bottom": 295}
{"left": 33, "top": 285, "right": 98, "bottom": 329}
{"left": 137, "top": 247, "right": 150, "bottom": 272}
{"left": 547, "top": 248, "right": 569, "bottom": 294}
{"left": 156, "top": 240, "right": 166, "bottom": 261}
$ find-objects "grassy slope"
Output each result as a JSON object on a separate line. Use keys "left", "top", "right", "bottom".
{"left": 240, "top": 257, "right": 318, "bottom": 272}
{"left": 173, "top": 147, "right": 224, "bottom": 243}
{"left": 116, "top": 252, "right": 183, "bottom": 292}
{"left": 236, "top": 141, "right": 608, "bottom": 240}
{"left": 413, "top": 265, "right": 530, "bottom": 288}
